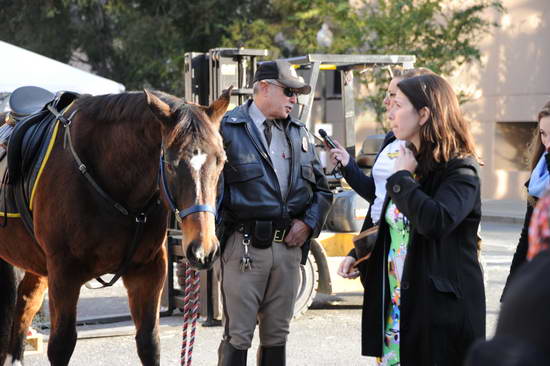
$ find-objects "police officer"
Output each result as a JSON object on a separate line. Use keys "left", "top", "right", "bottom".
{"left": 217, "top": 60, "right": 333, "bottom": 366}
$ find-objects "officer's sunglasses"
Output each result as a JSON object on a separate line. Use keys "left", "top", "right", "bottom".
{"left": 265, "top": 81, "right": 298, "bottom": 98}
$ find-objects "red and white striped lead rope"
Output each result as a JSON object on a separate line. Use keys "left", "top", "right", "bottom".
{"left": 181, "top": 264, "right": 200, "bottom": 366}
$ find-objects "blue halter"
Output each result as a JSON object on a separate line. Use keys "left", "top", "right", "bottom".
{"left": 160, "top": 154, "right": 216, "bottom": 222}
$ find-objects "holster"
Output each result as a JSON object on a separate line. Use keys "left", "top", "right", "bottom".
{"left": 250, "top": 220, "right": 273, "bottom": 249}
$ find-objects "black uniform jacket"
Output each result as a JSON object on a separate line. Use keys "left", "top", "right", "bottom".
{"left": 218, "top": 100, "right": 333, "bottom": 262}
{"left": 362, "top": 156, "right": 486, "bottom": 366}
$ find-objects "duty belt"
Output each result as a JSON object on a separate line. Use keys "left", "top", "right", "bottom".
{"left": 238, "top": 219, "right": 292, "bottom": 247}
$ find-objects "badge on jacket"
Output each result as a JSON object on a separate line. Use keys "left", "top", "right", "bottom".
{"left": 302, "top": 136, "right": 308, "bottom": 152}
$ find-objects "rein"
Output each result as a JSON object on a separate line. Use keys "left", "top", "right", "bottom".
{"left": 47, "top": 103, "right": 217, "bottom": 290}
{"left": 49, "top": 101, "right": 212, "bottom": 363}
{"left": 48, "top": 104, "right": 161, "bottom": 288}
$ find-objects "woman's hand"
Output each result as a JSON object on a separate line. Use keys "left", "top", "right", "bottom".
{"left": 329, "top": 139, "right": 350, "bottom": 167}
{"left": 337, "top": 256, "right": 360, "bottom": 279}
{"left": 394, "top": 145, "right": 417, "bottom": 173}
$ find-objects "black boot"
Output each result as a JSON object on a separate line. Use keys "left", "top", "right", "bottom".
{"left": 218, "top": 340, "right": 248, "bottom": 366}
{"left": 257, "top": 345, "right": 285, "bottom": 366}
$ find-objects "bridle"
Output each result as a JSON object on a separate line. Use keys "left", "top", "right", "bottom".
{"left": 47, "top": 102, "right": 215, "bottom": 288}
{"left": 159, "top": 153, "right": 217, "bottom": 223}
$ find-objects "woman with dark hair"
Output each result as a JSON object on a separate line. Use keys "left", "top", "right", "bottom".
{"left": 359, "top": 73, "right": 485, "bottom": 366}
{"left": 331, "top": 67, "right": 434, "bottom": 280}
{"left": 502, "top": 101, "right": 550, "bottom": 298}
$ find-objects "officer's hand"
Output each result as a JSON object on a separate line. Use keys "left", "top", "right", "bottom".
{"left": 284, "top": 219, "right": 312, "bottom": 247}
{"left": 337, "top": 256, "right": 360, "bottom": 279}
{"left": 329, "top": 140, "right": 350, "bottom": 167}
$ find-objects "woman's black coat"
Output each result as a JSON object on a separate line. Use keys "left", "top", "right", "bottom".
{"left": 362, "top": 156, "right": 486, "bottom": 366}
{"left": 501, "top": 200, "right": 533, "bottom": 299}
{"left": 502, "top": 153, "right": 550, "bottom": 299}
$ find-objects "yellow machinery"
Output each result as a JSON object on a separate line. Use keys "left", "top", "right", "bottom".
{"left": 164, "top": 50, "right": 416, "bottom": 321}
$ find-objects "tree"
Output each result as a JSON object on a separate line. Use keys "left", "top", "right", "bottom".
{"left": 0, "top": 0, "right": 503, "bottom": 104}
{"left": 224, "top": 0, "right": 504, "bottom": 123}
{"left": 0, "top": 0, "right": 267, "bottom": 94}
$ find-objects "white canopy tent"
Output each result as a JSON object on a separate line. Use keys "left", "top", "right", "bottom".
{"left": 0, "top": 41, "right": 125, "bottom": 95}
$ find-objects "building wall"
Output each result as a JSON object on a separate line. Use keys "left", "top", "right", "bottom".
{"left": 457, "top": 0, "right": 550, "bottom": 199}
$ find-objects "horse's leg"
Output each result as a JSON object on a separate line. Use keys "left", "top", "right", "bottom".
{"left": 0, "top": 259, "right": 16, "bottom": 365}
{"left": 6, "top": 272, "right": 48, "bottom": 365}
{"left": 46, "top": 267, "right": 82, "bottom": 366}
{"left": 123, "top": 247, "right": 167, "bottom": 366}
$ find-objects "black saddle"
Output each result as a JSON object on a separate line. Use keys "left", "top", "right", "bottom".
{"left": 8, "top": 86, "right": 55, "bottom": 123}
{"left": 7, "top": 91, "right": 79, "bottom": 186}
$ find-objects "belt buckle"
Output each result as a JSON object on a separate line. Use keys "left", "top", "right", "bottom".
{"left": 273, "top": 229, "right": 286, "bottom": 243}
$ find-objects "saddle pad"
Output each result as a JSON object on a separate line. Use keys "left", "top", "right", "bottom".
{"left": 0, "top": 119, "right": 62, "bottom": 217}
{"left": 0, "top": 151, "right": 18, "bottom": 217}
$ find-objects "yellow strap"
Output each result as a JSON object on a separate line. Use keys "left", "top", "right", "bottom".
{"left": 29, "top": 120, "right": 61, "bottom": 211}
{"left": 0, "top": 212, "right": 21, "bottom": 218}
{"left": 29, "top": 101, "right": 77, "bottom": 210}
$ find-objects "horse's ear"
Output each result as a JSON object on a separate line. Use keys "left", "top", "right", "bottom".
{"left": 205, "top": 86, "right": 233, "bottom": 126}
{"left": 144, "top": 89, "right": 175, "bottom": 127}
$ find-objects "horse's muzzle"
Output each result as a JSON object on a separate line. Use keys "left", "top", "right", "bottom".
{"left": 185, "top": 240, "right": 219, "bottom": 270}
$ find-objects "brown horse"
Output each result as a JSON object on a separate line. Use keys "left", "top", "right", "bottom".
{"left": 0, "top": 88, "right": 230, "bottom": 365}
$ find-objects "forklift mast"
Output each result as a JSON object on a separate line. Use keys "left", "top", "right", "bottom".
{"left": 168, "top": 49, "right": 416, "bottom": 321}
{"left": 183, "top": 48, "right": 269, "bottom": 109}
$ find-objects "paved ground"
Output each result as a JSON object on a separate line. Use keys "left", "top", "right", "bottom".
{"left": 22, "top": 220, "right": 520, "bottom": 365}
{"left": 481, "top": 199, "right": 524, "bottom": 224}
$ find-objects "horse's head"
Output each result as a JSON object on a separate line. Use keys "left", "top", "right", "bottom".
{"left": 145, "top": 88, "right": 231, "bottom": 269}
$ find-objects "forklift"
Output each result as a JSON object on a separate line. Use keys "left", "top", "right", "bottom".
{"left": 163, "top": 48, "right": 416, "bottom": 322}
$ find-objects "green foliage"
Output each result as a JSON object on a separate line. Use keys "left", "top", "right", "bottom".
{"left": 0, "top": 0, "right": 264, "bottom": 94}
{"left": 0, "top": 0, "right": 503, "bottom": 105}
{"left": 359, "top": 0, "right": 504, "bottom": 122}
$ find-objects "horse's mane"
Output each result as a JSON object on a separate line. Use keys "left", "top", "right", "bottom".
{"left": 74, "top": 92, "right": 152, "bottom": 125}
{"left": 167, "top": 107, "right": 219, "bottom": 149}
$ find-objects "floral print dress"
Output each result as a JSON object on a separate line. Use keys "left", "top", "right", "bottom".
{"left": 377, "top": 200, "right": 410, "bottom": 366}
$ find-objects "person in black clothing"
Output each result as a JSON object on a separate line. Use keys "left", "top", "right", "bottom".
{"left": 216, "top": 60, "right": 332, "bottom": 366}
{"left": 502, "top": 100, "right": 550, "bottom": 300}
{"left": 466, "top": 249, "right": 550, "bottom": 365}
{"left": 340, "top": 73, "right": 485, "bottom": 365}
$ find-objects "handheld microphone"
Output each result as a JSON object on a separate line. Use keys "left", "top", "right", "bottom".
{"left": 318, "top": 129, "right": 337, "bottom": 149}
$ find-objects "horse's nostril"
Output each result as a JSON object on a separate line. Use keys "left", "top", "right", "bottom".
{"left": 185, "top": 241, "right": 218, "bottom": 270}
{"left": 186, "top": 241, "right": 202, "bottom": 260}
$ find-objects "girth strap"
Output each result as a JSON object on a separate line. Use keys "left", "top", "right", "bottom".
{"left": 94, "top": 193, "right": 161, "bottom": 288}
